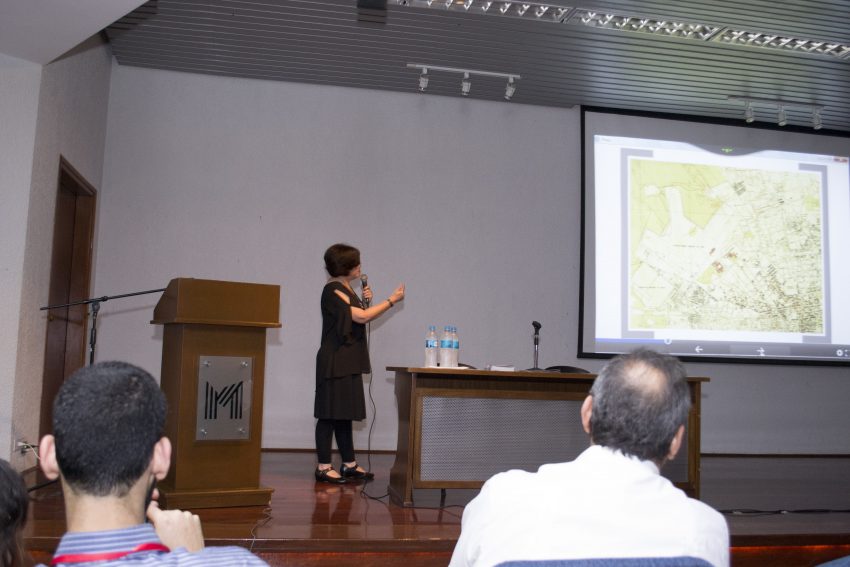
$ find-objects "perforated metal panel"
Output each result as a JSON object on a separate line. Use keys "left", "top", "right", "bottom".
{"left": 419, "top": 396, "right": 585, "bottom": 481}
{"left": 418, "top": 394, "right": 688, "bottom": 484}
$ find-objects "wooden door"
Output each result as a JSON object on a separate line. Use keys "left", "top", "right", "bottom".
{"left": 39, "top": 157, "right": 97, "bottom": 437}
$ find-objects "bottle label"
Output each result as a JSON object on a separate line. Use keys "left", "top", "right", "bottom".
{"left": 440, "top": 339, "right": 452, "bottom": 349}
{"left": 453, "top": 340, "right": 459, "bottom": 349}
{"left": 425, "top": 339, "right": 438, "bottom": 348}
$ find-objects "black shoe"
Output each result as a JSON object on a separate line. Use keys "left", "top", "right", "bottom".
{"left": 340, "top": 463, "right": 374, "bottom": 481}
{"left": 315, "top": 467, "right": 347, "bottom": 484}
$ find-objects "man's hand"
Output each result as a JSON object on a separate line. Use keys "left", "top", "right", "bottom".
{"left": 147, "top": 501, "right": 205, "bottom": 553}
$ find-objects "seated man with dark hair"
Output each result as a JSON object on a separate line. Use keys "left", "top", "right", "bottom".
{"left": 450, "top": 348, "right": 729, "bottom": 567}
{"left": 38, "top": 361, "right": 268, "bottom": 566}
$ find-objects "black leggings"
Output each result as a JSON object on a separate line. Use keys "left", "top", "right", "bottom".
{"left": 315, "top": 418, "right": 355, "bottom": 464}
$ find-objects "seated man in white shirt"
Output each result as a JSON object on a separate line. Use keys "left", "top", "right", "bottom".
{"left": 449, "top": 348, "right": 729, "bottom": 567}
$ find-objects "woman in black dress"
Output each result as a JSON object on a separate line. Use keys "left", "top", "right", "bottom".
{"left": 315, "top": 243, "right": 405, "bottom": 483}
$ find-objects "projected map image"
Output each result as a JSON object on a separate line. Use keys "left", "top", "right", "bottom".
{"left": 629, "top": 159, "right": 825, "bottom": 335}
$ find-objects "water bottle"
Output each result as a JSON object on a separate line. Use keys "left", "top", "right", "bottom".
{"left": 425, "top": 326, "right": 438, "bottom": 367}
{"left": 439, "top": 326, "right": 453, "bottom": 367}
{"left": 451, "top": 326, "right": 460, "bottom": 367}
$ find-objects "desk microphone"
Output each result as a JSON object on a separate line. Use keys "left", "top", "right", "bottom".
{"left": 360, "top": 274, "right": 370, "bottom": 307}
{"left": 529, "top": 321, "right": 542, "bottom": 370}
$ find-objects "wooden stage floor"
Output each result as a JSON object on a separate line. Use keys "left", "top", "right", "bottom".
{"left": 24, "top": 452, "right": 850, "bottom": 566}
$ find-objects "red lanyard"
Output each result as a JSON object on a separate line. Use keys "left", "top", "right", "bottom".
{"left": 52, "top": 542, "right": 170, "bottom": 564}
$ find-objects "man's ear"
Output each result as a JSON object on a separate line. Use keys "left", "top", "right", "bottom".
{"left": 151, "top": 437, "right": 172, "bottom": 481}
{"left": 39, "top": 435, "right": 61, "bottom": 480}
{"left": 580, "top": 395, "right": 593, "bottom": 435}
{"left": 667, "top": 425, "right": 686, "bottom": 461}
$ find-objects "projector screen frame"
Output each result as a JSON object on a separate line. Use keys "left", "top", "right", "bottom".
{"left": 578, "top": 106, "right": 850, "bottom": 367}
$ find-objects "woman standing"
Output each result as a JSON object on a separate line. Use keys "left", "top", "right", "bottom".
{"left": 315, "top": 243, "right": 405, "bottom": 483}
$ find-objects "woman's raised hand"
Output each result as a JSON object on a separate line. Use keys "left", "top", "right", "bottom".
{"left": 390, "top": 283, "right": 405, "bottom": 304}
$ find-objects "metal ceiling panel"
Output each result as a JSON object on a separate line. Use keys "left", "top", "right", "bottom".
{"left": 106, "top": 0, "right": 850, "bottom": 131}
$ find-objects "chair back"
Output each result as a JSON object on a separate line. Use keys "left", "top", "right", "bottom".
{"left": 496, "top": 558, "right": 714, "bottom": 567}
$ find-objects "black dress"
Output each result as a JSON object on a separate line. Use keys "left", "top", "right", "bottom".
{"left": 314, "top": 281, "right": 371, "bottom": 420}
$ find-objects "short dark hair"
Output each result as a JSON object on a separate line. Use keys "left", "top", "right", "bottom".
{"left": 52, "top": 361, "right": 167, "bottom": 497}
{"left": 588, "top": 348, "right": 690, "bottom": 464}
{"left": 324, "top": 243, "right": 360, "bottom": 277}
{"left": 0, "top": 458, "right": 28, "bottom": 567}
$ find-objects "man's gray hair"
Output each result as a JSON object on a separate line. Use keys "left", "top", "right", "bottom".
{"left": 588, "top": 348, "right": 690, "bottom": 464}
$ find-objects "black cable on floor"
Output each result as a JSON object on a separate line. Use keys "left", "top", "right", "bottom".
{"left": 360, "top": 318, "right": 380, "bottom": 501}
{"left": 358, "top": 309, "right": 466, "bottom": 512}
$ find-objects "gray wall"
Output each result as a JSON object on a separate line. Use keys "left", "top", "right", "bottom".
{"left": 97, "top": 65, "right": 579, "bottom": 451}
{"left": 0, "top": 52, "right": 41, "bottom": 462}
{"left": 1, "top": 37, "right": 114, "bottom": 466}
{"left": 95, "top": 65, "right": 850, "bottom": 454}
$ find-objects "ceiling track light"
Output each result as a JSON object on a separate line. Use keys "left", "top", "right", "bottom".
{"left": 397, "top": 0, "right": 573, "bottom": 23}
{"left": 407, "top": 63, "right": 520, "bottom": 101}
{"left": 461, "top": 72, "right": 471, "bottom": 96}
{"left": 714, "top": 29, "right": 850, "bottom": 59}
{"left": 777, "top": 105, "right": 787, "bottom": 127}
{"left": 728, "top": 96, "right": 825, "bottom": 130}
{"left": 396, "top": 1, "right": 850, "bottom": 59}
{"left": 504, "top": 76, "right": 516, "bottom": 100}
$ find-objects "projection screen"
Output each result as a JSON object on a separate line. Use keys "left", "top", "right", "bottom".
{"left": 580, "top": 108, "right": 850, "bottom": 365}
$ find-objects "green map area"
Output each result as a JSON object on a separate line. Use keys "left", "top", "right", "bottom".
{"left": 629, "top": 159, "right": 825, "bottom": 334}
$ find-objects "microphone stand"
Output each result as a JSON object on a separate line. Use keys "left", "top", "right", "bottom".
{"left": 527, "top": 320, "right": 542, "bottom": 371}
{"left": 40, "top": 287, "right": 166, "bottom": 365}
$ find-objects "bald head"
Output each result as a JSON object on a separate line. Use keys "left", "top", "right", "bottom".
{"left": 621, "top": 358, "right": 667, "bottom": 393}
{"left": 586, "top": 349, "right": 690, "bottom": 464}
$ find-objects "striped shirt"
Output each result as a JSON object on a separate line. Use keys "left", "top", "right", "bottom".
{"left": 44, "top": 524, "right": 268, "bottom": 566}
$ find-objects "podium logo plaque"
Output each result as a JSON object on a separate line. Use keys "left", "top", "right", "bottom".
{"left": 196, "top": 356, "right": 253, "bottom": 441}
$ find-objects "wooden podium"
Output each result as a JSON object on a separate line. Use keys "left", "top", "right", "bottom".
{"left": 151, "top": 278, "right": 281, "bottom": 509}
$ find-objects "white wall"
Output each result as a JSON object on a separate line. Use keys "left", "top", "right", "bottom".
{"left": 693, "top": 361, "right": 849, "bottom": 452}
{"left": 0, "top": 52, "right": 41, "bottom": 462}
{"left": 97, "top": 65, "right": 850, "bottom": 455}
{"left": 7, "top": 36, "right": 113, "bottom": 468}
{"left": 97, "top": 65, "right": 579, "bottom": 451}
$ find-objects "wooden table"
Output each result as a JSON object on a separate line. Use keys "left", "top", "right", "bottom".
{"left": 387, "top": 366, "right": 707, "bottom": 507}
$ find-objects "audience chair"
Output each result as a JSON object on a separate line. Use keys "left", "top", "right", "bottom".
{"left": 496, "top": 557, "right": 714, "bottom": 567}
{"left": 819, "top": 556, "right": 850, "bottom": 566}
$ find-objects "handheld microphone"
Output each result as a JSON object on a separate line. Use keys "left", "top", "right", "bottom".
{"left": 360, "top": 274, "right": 370, "bottom": 307}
